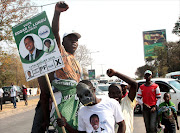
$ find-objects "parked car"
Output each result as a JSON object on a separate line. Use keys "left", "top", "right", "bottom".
{"left": 134, "top": 78, "right": 180, "bottom": 113}
{"left": 2, "top": 86, "right": 23, "bottom": 104}
{"left": 97, "top": 83, "right": 110, "bottom": 96}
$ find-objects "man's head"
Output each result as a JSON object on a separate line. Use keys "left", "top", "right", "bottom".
{"left": 90, "top": 114, "right": 99, "bottom": 130}
{"left": 24, "top": 36, "right": 35, "bottom": 54}
{"left": 76, "top": 80, "right": 96, "bottom": 106}
{"left": 144, "top": 70, "right": 152, "bottom": 82}
{"left": 108, "top": 83, "right": 122, "bottom": 103}
{"left": 27, "top": 71, "right": 31, "bottom": 78}
{"left": 62, "top": 31, "right": 81, "bottom": 55}
{"left": 44, "top": 39, "right": 51, "bottom": 48}
{"left": 120, "top": 82, "right": 128, "bottom": 95}
{"left": 164, "top": 92, "right": 171, "bottom": 104}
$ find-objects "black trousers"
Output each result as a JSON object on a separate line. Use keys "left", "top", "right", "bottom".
{"left": 0, "top": 97, "right": 3, "bottom": 110}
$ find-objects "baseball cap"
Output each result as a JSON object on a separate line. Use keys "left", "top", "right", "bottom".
{"left": 144, "top": 70, "right": 152, "bottom": 75}
{"left": 121, "top": 82, "right": 128, "bottom": 86}
{"left": 63, "top": 30, "right": 81, "bottom": 39}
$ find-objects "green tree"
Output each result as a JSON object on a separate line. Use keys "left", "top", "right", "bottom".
{"left": 135, "top": 41, "right": 180, "bottom": 79}
{"left": 0, "top": 0, "right": 37, "bottom": 42}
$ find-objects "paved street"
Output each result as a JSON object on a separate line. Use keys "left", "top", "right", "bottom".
{"left": 1, "top": 96, "right": 180, "bottom": 133}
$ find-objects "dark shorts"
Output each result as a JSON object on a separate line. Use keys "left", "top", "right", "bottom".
{"left": 23, "top": 95, "right": 27, "bottom": 100}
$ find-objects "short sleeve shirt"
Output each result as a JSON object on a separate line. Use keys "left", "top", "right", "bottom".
{"left": 10, "top": 85, "right": 17, "bottom": 97}
{"left": 55, "top": 46, "right": 82, "bottom": 83}
{"left": 78, "top": 97, "right": 124, "bottom": 133}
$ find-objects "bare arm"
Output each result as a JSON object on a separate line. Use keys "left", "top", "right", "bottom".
{"left": 107, "top": 69, "right": 138, "bottom": 102}
{"left": 117, "top": 120, "right": 126, "bottom": 133}
{"left": 52, "top": 1, "right": 69, "bottom": 48}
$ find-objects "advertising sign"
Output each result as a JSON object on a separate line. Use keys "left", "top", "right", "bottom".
{"left": 143, "top": 29, "right": 166, "bottom": 58}
{"left": 88, "top": 69, "right": 95, "bottom": 80}
{"left": 12, "top": 11, "right": 64, "bottom": 81}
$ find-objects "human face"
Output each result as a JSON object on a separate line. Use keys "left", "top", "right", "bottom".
{"left": 28, "top": 71, "right": 31, "bottom": 77}
{"left": 90, "top": 116, "right": 99, "bottom": 130}
{"left": 164, "top": 93, "right": 171, "bottom": 103}
{"left": 24, "top": 38, "right": 35, "bottom": 54}
{"left": 45, "top": 42, "right": 50, "bottom": 48}
{"left": 121, "top": 85, "right": 128, "bottom": 95}
{"left": 144, "top": 73, "right": 152, "bottom": 82}
{"left": 76, "top": 83, "right": 96, "bottom": 106}
{"left": 108, "top": 85, "right": 122, "bottom": 103}
{"left": 63, "top": 34, "right": 78, "bottom": 55}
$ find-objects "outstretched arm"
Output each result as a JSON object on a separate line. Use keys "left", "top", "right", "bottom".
{"left": 107, "top": 69, "right": 138, "bottom": 102}
{"left": 52, "top": 1, "right": 69, "bottom": 48}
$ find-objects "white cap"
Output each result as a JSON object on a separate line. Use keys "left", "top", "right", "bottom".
{"left": 144, "top": 70, "right": 152, "bottom": 75}
{"left": 121, "top": 82, "right": 128, "bottom": 86}
{"left": 63, "top": 30, "right": 81, "bottom": 39}
{"left": 22, "top": 85, "right": 26, "bottom": 88}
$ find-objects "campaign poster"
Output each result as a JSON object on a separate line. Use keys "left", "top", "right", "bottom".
{"left": 143, "top": 29, "right": 166, "bottom": 58}
{"left": 88, "top": 69, "right": 95, "bottom": 80}
{"left": 12, "top": 11, "right": 64, "bottom": 81}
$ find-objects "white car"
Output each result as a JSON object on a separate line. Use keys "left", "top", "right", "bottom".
{"left": 134, "top": 78, "right": 180, "bottom": 113}
{"left": 97, "top": 83, "right": 110, "bottom": 96}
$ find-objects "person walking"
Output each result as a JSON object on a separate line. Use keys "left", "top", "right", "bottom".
{"left": 22, "top": 85, "right": 28, "bottom": 106}
{"left": 137, "top": 70, "right": 161, "bottom": 133}
{"left": 0, "top": 88, "right": 4, "bottom": 111}
{"left": 10, "top": 83, "right": 17, "bottom": 109}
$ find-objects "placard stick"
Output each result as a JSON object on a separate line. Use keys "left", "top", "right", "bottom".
{"left": 45, "top": 74, "right": 66, "bottom": 133}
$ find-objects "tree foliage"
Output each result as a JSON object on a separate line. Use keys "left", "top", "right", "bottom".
{"left": 0, "top": 47, "right": 39, "bottom": 87}
{"left": 75, "top": 44, "right": 92, "bottom": 78}
{"left": 135, "top": 41, "right": 180, "bottom": 79}
{"left": 0, "top": 0, "right": 37, "bottom": 42}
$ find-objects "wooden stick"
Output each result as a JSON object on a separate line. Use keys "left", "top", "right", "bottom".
{"left": 45, "top": 74, "right": 66, "bottom": 133}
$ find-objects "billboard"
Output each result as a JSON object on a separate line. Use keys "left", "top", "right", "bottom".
{"left": 88, "top": 69, "right": 95, "bottom": 80}
{"left": 12, "top": 11, "right": 64, "bottom": 81}
{"left": 143, "top": 29, "right": 166, "bottom": 58}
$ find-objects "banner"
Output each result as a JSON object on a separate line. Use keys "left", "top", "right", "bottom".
{"left": 88, "top": 69, "right": 95, "bottom": 80}
{"left": 12, "top": 11, "right": 64, "bottom": 81}
{"left": 143, "top": 29, "right": 166, "bottom": 58}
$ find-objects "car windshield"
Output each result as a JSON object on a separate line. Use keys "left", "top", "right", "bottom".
{"left": 98, "top": 85, "right": 109, "bottom": 91}
{"left": 2, "top": 87, "right": 11, "bottom": 91}
{"left": 169, "top": 80, "right": 180, "bottom": 90}
{"left": 96, "top": 87, "right": 104, "bottom": 95}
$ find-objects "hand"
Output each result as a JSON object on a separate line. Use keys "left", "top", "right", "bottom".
{"left": 57, "top": 116, "right": 67, "bottom": 127}
{"left": 107, "top": 69, "right": 116, "bottom": 77}
{"left": 55, "top": 1, "right": 69, "bottom": 13}
{"left": 151, "top": 107, "right": 156, "bottom": 113}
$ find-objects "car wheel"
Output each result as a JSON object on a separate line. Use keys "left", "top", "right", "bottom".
{"left": 16, "top": 96, "right": 20, "bottom": 102}
{"left": 134, "top": 104, "right": 141, "bottom": 114}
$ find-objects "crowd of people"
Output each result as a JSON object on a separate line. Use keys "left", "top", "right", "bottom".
{"left": 28, "top": 1, "right": 180, "bottom": 133}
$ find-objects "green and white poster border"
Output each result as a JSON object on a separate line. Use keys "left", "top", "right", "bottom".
{"left": 12, "top": 11, "right": 64, "bottom": 81}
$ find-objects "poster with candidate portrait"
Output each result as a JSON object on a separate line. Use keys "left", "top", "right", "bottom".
{"left": 12, "top": 11, "right": 64, "bottom": 81}
{"left": 143, "top": 29, "right": 166, "bottom": 58}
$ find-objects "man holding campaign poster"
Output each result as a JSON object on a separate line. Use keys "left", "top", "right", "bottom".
{"left": 35, "top": 1, "right": 82, "bottom": 133}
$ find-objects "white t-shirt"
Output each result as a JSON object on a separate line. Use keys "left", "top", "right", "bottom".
{"left": 78, "top": 97, "right": 124, "bottom": 133}
{"left": 10, "top": 85, "right": 17, "bottom": 97}
{"left": 0, "top": 88, "right": 4, "bottom": 97}
{"left": 121, "top": 96, "right": 136, "bottom": 133}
